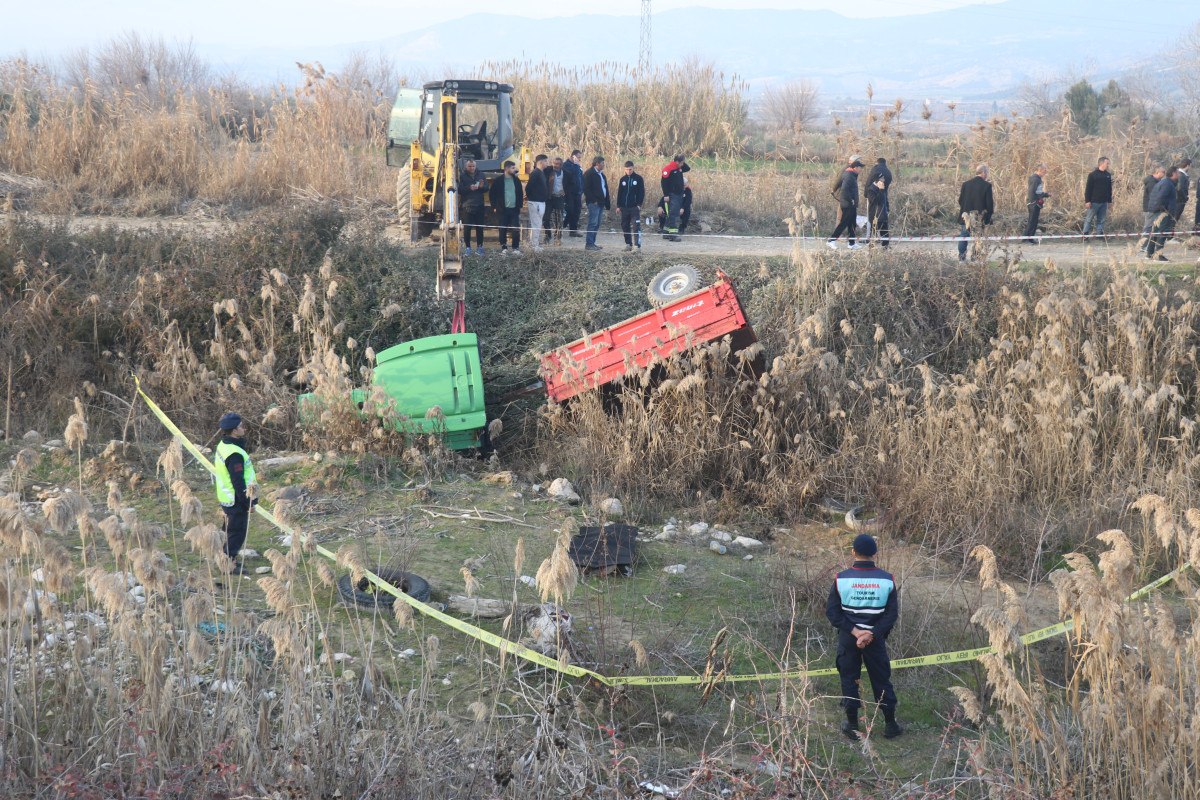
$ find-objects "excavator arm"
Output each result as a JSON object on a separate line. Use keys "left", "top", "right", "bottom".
{"left": 435, "top": 93, "right": 465, "bottom": 311}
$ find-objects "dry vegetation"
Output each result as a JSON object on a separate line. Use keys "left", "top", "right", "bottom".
{"left": 4, "top": 33, "right": 1200, "bottom": 800}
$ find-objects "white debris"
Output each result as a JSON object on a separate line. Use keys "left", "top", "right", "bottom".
{"left": 687, "top": 522, "right": 710, "bottom": 537}
{"left": 519, "top": 575, "right": 537, "bottom": 588}
{"left": 733, "top": 536, "right": 764, "bottom": 549}
{"left": 743, "top": 555, "right": 754, "bottom": 561}
{"left": 30, "top": 568, "right": 45, "bottom": 583}
{"left": 547, "top": 478, "right": 581, "bottom": 504}
{"left": 531, "top": 483, "right": 543, "bottom": 494}
{"left": 210, "top": 680, "right": 240, "bottom": 695}
{"left": 711, "top": 530, "right": 733, "bottom": 543}
{"left": 638, "top": 780, "right": 681, "bottom": 799}
{"left": 398, "top": 648, "right": 417, "bottom": 659}
{"left": 599, "top": 498, "right": 625, "bottom": 519}
{"left": 662, "top": 564, "right": 687, "bottom": 575}
{"left": 279, "top": 534, "right": 293, "bottom": 547}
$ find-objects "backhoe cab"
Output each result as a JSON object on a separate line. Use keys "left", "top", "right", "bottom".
{"left": 387, "top": 80, "right": 530, "bottom": 301}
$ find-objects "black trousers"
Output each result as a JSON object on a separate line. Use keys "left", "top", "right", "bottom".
{"left": 1023, "top": 203, "right": 1042, "bottom": 240}
{"left": 829, "top": 205, "right": 857, "bottom": 244}
{"left": 499, "top": 207, "right": 521, "bottom": 249}
{"left": 222, "top": 504, "right": 249, "bottom": 559}
{"left": 565, "top": 192, "right": 582, "bottom": 232}
{"left": 1147, "top": 212, "right": 1173, "bottom": 257}
{"left": 620, "top": 208, "right": 641, "bottom": 245}
{"left": 464, "top": 206, "right": 485, "bottom": 247}
{"left": 836, "top": 630, "right": 896, "bottom": 711}
{"left": 869, "top": 203, "right": 889, "bottom": 247}
{"left": 546, "top": 196, "right": 565, "bottom": 241}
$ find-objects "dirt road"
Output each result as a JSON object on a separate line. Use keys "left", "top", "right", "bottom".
{"left": 7, "top": 210, "right": 1198, "bottom": 270}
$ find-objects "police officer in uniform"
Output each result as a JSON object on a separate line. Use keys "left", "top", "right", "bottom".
{"left": 826, "top": 533, "right": 903, "bottom": 740}
{"left": 213, "top": 412, "right": 257, "bottom": 573}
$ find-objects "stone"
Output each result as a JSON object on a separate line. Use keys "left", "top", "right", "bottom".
{"left": 711, "top": 530, "right": 733, "bottom": 543}
{"left": 598, "top": 498, "right": 624, "bottom": 519}
{"left": 687, "top": 522, "right": 709, "bottom": 536}
{"left": 663, "top": 564, "right": 687, "bottom": 575}
{"left": 547, "top": 478, "right": 581, "bottom": 504}
{"left": 708, "top": 541, "right": 727, "bottom": 555}
{"left": 259, "top": 455, "right": 308, "bottom": 468}
{"left": 22, "top": 430, "right": 41, "bottom": 442}
{"left": 484, "top": 470, "right": 516, "bottom": 485}
{"left": 733, "top": 536, "right": 764, "bottom": 549}
{"left": 255, "top": 566, "right": 271, "bottom": 575}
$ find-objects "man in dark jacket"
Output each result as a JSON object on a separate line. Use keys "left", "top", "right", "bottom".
{"left": 458, "top": 159, "right": 487, "bottom": 255}
{"left": 826, "top": 158, "right": 864, "bottom": 250}
{"left": 1174, "top": 158, "right": 1191, "bottom": 240}
{"left": 826, "top": 533, "right": 902, "bottom": 740}
{"left": 865, "top": 157, "right": 892, "bottom": 248}
{"left": 488, "top": 160, "right": 524, "bottom": 255}
{"left": 1146, "top": 166, "right": 1179, "bottom": 261}
{"left": 563, "top": 150, "right": 585, "bottom": 237}
{"left": 525, "top": 154, "right": 550, "bottom": 252}
{"left": 1082, "top": 156, "right": 1113, "bottom": 239}
{"left": 582, "top": 156, "right": 610, "bottom": 251}
{"left": 958, "top": 164, "right": 995, "bottom": 261}
{"left": 616, "top": 161, "right": 646, "bottom": 252}
{"left": 660, "top": 155, "right": 690, "bottom": 241}
{"left": 1140, "top": 165, "right": 1166, "bottom": 250}
{"left": 1023, "top": 163, "right": 1050, "bottom": 244}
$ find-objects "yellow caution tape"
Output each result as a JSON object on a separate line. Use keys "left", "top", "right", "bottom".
{"left": 134, "top": 379, "right": 1190, "bottom": 687}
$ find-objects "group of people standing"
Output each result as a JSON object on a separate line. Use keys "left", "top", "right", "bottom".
{"left": 828, "top": 154, "right": 1197, "bottom": 261}
{"left": 456, "top": 152, "right": 696, "bottom": 256}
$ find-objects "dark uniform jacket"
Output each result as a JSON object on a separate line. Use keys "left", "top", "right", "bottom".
{"left": 959, "top": 176, "right": 995, "bottom": 224}
{"left": 1143, "top": 174, "right": 1160, "bottom": 212}
{"left": 1149, "top": 176, "right": 1179, "bottom": 216}
{"left": 866, "top": 160, "right": 893, "bottom": 190}
{"left": 616, "top": 172, "right": 646, "bottom": 209}
{"left": 825, "top": 561, "right": 899, "bottom": 639}
{"left": 562, "top": 160, "right": 584, "bottom": 195}
{"left": 837, "top": 169, "right": 859, "bottom": 209}
{"left": 583, "top": 167, "right": 610, "bottom": 208}
{"left": 1084, "top": 168, "right": 1113, "bottom": 204}
{"left": 660, "top": 160, "right": 690, "bottom": 196}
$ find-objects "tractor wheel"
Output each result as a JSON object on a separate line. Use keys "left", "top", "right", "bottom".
{"left": 396, "top": 166, "right": 415, "bottom": 243}
{"left": 647, "top": 264, "right": 702, "bottom": 306}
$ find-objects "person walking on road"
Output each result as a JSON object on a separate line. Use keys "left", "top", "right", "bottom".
{"left": 826, "top": 533, "right": 903, "bottom": 741}
{"left": 582, "top": 156, "right": 610, "bottom": 251}
{"left": 1174, "top": 158, "right": 1191, "bottom": 240}
{"left": 1146, "top": 166, "right": 1180, "bottom": 261}
{"left": 1023, "top": 163, "right": 1050, "bottom": 244}
{"left": 1082, "top": 156, "right": 1113, "bottom": 240}
{"left": 1140, "top": 165, "right": 1166, "bottom": 251}
{"left": 865, "top": 157, "right": 893, "bottom": 248}
{"left": 546, "top": 156, "right": 567, "bottom": 244}
{"left": 957, "top": 164, "right": 995, "bottom": 261}
{"left": 563, "top": 150, "right": 585, "bottom": 238}
{"left": 827, "top": 158, "right": 864, "bottom": 250}
{"left": 458, "top": 159, "right": 487, "bottom": 255}
{"left": 214, "top": 412, "right": 258, "bottom": 574}
{"left": 660, "top": 154, "right": 690, "bottom": 241}
{"left": 525, "top": 154, "right": 550, "bottom": 252}
{"left": 616, "top": 160, "right": 646, "bottom": 252}
{"left": 488, "top": 160, "right": 524, "bottom": 255}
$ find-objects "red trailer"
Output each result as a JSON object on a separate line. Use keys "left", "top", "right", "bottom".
{"left": 539, "top": 268, "right": 758, "bottom": 403}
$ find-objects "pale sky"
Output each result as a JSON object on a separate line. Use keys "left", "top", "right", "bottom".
{"left": 3, "top": 0, "right": 1007, "bottom": 53}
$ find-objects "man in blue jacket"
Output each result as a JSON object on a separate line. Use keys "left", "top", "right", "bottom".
{"left": 1146, "top": 166, "right": 1180, "bottom": 261}
{"left": 826, "top": 533, "right": 903, "bottom": 740}
{"left": 563, "top": 150, "right": 585, "bottom": 238}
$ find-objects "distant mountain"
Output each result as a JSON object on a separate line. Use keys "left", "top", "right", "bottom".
{"left": 200, "top": 0, "right": 1196, "bottom": 100}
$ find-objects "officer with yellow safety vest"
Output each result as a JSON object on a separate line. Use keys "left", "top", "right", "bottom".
{"left": 213, "top": 412, "right": 257, "bottom": 574}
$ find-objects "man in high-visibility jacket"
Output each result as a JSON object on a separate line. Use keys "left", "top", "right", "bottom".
{"left": 213, "top": 411, "right": 257, "bottom": 573}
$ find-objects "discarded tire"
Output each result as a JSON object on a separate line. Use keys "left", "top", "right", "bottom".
{"left": 337, "top": 568, "right": 431, "bottom": 607}
{"left": 647, "top": 264, "right": 701, "bottom": 305}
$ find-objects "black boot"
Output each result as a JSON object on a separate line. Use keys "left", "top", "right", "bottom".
{"left": 841, "top": 708, "right": 860, "bottom": 741}
{"left": 883, "top": 708, "right": 904, "bottom": 739}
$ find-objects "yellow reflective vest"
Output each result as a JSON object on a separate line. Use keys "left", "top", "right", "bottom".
{"left": 214, "top": 440, "right": 255, "bottom": 507}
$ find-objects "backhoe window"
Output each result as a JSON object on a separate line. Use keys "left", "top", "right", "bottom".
{"left": 455, "top": 99, "right": 501, "bottom": 161}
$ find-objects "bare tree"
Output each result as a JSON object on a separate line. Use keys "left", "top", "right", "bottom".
{"left": 1177, "top": 22, "right": 1200, "bottom": 123}
{"left": 760, "top": 79, "right": 821, "bottom": 134}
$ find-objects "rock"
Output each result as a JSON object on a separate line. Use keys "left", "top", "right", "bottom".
{"left": 531, "top": 483, "right": 543, "bottom": 494}
{"left": 653, "top": 529, "right": 674, "bottom": 542}
{"left": 255, "top": 566, "right": 271, "bottom": 575}
{"left": 547, "top": 478, "right": 581, "bottom": 504}
{"left": 259, "top": 455, "right": 308, "bottom": 468}
{"left": 687, "top": 522, "right": 710, "bottom": 537}
{"left": 519, "top": 575, "right": 537, "bottom": 587}
{"left": 510, "top": 491, "right": 523, "bottom": 499}
{"left": 22, "top": 430, "right": 41, "bottom": 442}
{"left": 43, "top": 439, "right": 64, "bottom": 449}
{"left": 279, "top": 534, "right": 293, "bottom": 547}
{"left": 598, "top": 498, "right": 624, "bottom": 519}
{"left": 271, "top": 486, "right": 307, "bottom": 503}
{"left": 240, "top": 549, "right": 260, "bottom": 559}
{"left": 708, "top": 541, "right": 727, "bottom": 555}
{"left": 663, "top": 564, "right": 687, "bottom": 575}
{"left": 711, "top": 530, "right": 733, "bottom": 543}
{"left": 733, "top": 536, "right": 764, "bottom": 549}
{"left": 484, "top": 471, "right": 516, "bottom": 485}
{"left": 743, "top": 555, "right": 754, "bottom": 561}
{"left": 398, "top": 648, "right": 417, "bottom": 659}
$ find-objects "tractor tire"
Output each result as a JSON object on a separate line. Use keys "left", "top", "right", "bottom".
{"left": 647, "top": 264, "right": 702, "bottom": 306}
{"left": 337, "top": 568, "right": 431, "bottom": 608}
{"left": 396, "top": 166, "right": 415, "bottom": 243}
